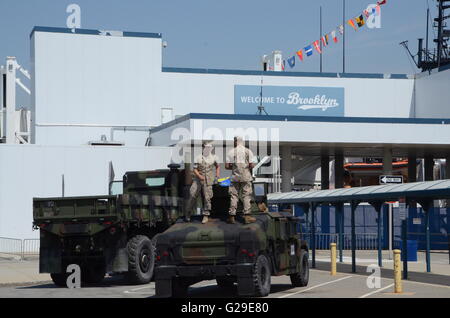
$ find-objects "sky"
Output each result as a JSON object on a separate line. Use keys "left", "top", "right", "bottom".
{"left": 0, "top": 0, "right": 439, "bottom": 106}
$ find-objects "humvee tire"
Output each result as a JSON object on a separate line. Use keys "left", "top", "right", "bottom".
{"left": 50, "top": 273, "right": 69, "bottom": 287}
{"left": 290, "top": 250, "right": 309, "bottom": 287}
{"left": 252, "top": 255, "right": 271, "bottom": 297}
{"left": 216, "top": 276, "right": 235, "bottom": 288}
{"left": 126, "top": 235, "right": 155, "bottom": 284}
{"left": 81, "top": 263, "right": 106, "bottom": 284}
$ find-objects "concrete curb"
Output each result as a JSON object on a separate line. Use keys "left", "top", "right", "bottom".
{"left": 0, "top": 280, "right": 52, "bottom": 288}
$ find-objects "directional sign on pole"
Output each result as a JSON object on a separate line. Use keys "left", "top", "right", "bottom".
{"left": 379, "top": 175, "right": 403, "bottom": 185}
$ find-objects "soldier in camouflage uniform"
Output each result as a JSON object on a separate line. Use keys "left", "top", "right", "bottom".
{"left": 225, "top": 136, "right": 257, "bottom": 224}
{"left": 188, "top": 142, "right": 220, "bottom": 224}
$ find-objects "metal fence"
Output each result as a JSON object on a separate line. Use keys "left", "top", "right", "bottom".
{"left": 22, "top": 239, "right": 40, "bottom": 257}
{"left": 304, "top": 233, "right": 380, "bottom": 250}
{"left": 0, "top": 237, "right": 40, "bottom": 259}
{"left": 0, "top": 237, "right": 22, "bottom": 256}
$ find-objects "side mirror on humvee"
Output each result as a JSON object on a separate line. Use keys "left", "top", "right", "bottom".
{"left": 253, "top": 182, "right": 267, "bottom": 204}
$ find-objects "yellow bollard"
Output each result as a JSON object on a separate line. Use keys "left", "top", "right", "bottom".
{"left": 330, "top": 243, "right": 337, "bottom": 276}
{"left": 393, "top": 249, "right": 403, "bottom": 293}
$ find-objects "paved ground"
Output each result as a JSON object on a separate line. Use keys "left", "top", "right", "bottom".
{"left": 0, "top": 251, "right": 448, "bottom": 298}
{"left": 0, "top": 269, "right": 449, "bottom": 298}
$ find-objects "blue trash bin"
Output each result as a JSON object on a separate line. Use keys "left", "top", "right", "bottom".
{"left": 401, "top": 240, "right": 418, "bottom": 262}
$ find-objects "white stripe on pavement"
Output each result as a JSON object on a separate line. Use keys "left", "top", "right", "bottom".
{"left": 277, "top": 276, "right": 352, "bottom": 298}
{"left": 359, "top": 283, "right": 394, "bottom": 298}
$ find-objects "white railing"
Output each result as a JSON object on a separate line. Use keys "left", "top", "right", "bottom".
{"left": 0, "top": 237, "right": 40, "bottom": 259}
{"left": 22, "top": 239, "right": 40, "bottom": 257}
{"left": 0, "top": 237, "right": 22, "bottom": 255}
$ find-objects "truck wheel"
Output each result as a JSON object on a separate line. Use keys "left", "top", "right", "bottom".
{"left": 81, "top": 264, "right": 106, "bottom": 284}
{"left": 50, "top": 273, "right": 69, "bottom": 287}
{"left": 290, "top": 250, "right": 309, "bottom": 287}
{"left": 172, "top": 278, "right": 189, "bottom": 298}
{"left": 126, "top": 235, "right": 155, "bottom": 284}
{"left": 216, "top": 276, "right": 235, "bottom": 289}
{"left": 253, "top": 255, "right": 271, "bottom": 297}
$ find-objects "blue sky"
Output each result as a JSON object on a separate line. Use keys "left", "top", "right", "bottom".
{"left": 0, "top": 0, "right": 437, "bottom": 75}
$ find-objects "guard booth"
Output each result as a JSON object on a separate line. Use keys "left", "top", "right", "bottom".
{"left": 268, "top": 180, "right": 450, "bottom": 278}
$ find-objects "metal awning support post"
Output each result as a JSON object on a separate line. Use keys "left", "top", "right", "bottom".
{"left": 351, "top": 201, "right": 360, "bottom": 273}
{"left": 417, "top": 199, "right": 433, "bottom": 273}
{"left": 311, "top": 203, "right": 318, "bottom": 269}
{"left": 334, "top": 202, "right": 344, "bottom": 263}
{"left": 299, "top": 203, "right": 312, "bottom": 267}
{"left": 369, "top": 201, "right": 384, "bottom": 268}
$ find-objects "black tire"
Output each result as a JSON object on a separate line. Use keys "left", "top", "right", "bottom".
{"left": 81, "top": 264, "right": 106, "bottom": 285}
{"left": 253, "top": 255, "right": 271, "bottom": 297}
{"left": 126, "top": 235, "right": 155, "bottom": 284}
{"left": 290, "top": 250, "right": 309, "bottom": 287}
{"left": 172, "top": 278, "right": 189, "bottom": 298}
{"left": 50, "top": 273, "right": 69, "bottom": 287}
{"left": 216, "top": 276, "right": 235, "bottom": 289}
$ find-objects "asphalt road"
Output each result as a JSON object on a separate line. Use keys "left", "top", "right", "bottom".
{"left": 0, "top": 269, "right": 449, "bottom": 298}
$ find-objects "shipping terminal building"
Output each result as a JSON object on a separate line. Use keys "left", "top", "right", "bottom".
{"left": 0, "top": 26, "right": 449, "bottom": 251}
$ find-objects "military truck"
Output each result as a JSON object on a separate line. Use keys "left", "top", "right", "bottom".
{"left": 33, "top": 164, "right": 185, "bottom": 287}
{"left": 154, "top": 183, "right": 309, "bottom": 297}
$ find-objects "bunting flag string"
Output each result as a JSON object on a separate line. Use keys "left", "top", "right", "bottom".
{"left": 347, "top": 18, "right": 357, "bottom": 31}
{"left": 281, "top": 1, "right": 387, "bottom": 69}
{"left": 355, "top": 15, "right": 365, "bottom": 27}
{"left": 313, "top": 40, "right": 322, "bottom": 54}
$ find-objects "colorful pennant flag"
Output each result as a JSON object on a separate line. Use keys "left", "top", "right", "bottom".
{"left": 313, "top": 41, "right": 322, "bottom": 54}
{"left": 279, "top": 0, "right": 386, "bottom": 70}
{"left": 287, "top": 56, "right": 296, "bottom": 68}
{"left": 355, "top": 15, "right": 365, "bottom": 28}
{"left": 321, "top": 34, "right": 329, "bottom": 46}
{"left": 305, "top": 45, "right": 313, "bottom": 57}
{"left": 347, "top": 19, "right": 357, "bottom": 31}
{"left": 331, "top": 30, "right": 338, "bottom": 43}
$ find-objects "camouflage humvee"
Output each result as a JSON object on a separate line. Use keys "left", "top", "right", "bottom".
{"left": 154, "top": 183, "right": 309, "bottom": 297}
{"left": 33, "top": 164, "right": 185, "bottom": 287}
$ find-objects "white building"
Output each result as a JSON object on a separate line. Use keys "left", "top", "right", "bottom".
{"left": 0, "top": 26, "right": 450, "bottom": 239}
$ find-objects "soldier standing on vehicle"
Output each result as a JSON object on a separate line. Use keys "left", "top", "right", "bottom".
{"left": 188, "top": 142, "right": 220, "bottom": 224}
{"left": 225, "top": 136, "right": 257, "bottom": 224}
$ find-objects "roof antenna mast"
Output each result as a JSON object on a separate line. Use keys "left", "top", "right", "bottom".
{"left": 257, "top": 55, "right": 269, "bottom": 115}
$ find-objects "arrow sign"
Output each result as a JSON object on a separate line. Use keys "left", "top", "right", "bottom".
{"left": 379, "top": 175, "right": 403, "bottom": 185}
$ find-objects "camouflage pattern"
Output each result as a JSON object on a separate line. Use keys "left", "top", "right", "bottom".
{"left": 226, "top": 144, "right": 255, "bottom": 182}
{"left": 193, "top": 153, "right": 218, "bottom": 185}
{"left": 154, "top": 183, "right": 309, "bottom": 297}
{"left": 33, "top": 167, "right": 185, "bottom": 275}
{"left": 188, "top": 179, "right": 213, "bottom": 216}
{"left": 229, "top": 181, "right": 253, "bottom": 215}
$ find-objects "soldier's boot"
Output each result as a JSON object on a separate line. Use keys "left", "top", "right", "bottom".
{"left": 227, "top": 215, "right": 236, "bottom": 224}
{"left": 202, "top": 216, "right": 209, "bottom": 224}
{"left": 244, "top": 215, "right": 256, "bottom": 224}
